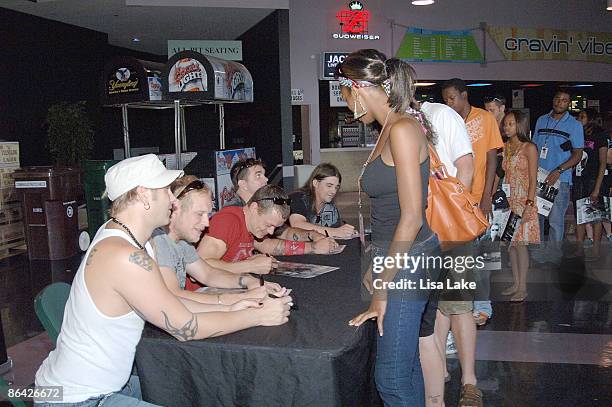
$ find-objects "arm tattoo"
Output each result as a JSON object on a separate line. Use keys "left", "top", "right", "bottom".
{"left": 287, "top": 227, "right": 309, "bottom": 241}
{"left": 162, "top": 310, "right": 199, "bottom": 341}
{"left": 129, "top": 251, "right": 154, "bottom": 272}
{"left": 85, "top": 248, "right": 97, "bottom": 266}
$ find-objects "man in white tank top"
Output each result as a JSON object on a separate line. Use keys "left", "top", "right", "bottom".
{"left": 35, "top": 155, "right": 292, "bottom": 406}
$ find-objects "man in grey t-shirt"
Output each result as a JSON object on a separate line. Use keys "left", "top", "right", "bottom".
{"left": 153, "top": 175, "right": 283, "bottom": 305}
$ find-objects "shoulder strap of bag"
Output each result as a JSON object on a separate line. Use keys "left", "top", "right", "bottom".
{"left": 427, "top": 144, "right": 449, "bottom": 177}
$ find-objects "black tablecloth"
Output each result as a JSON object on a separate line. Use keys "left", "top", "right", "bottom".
{"left": 135, "top": 239, "right": 381, "bottom": 407}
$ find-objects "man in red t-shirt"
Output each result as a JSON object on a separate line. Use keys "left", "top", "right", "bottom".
{"left": 198, "top": 185, "right": 340, "bottom": 276}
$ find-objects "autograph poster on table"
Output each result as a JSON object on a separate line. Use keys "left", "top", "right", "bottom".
{"left": 274, "top": 262, "right": 339, "bottom": 279}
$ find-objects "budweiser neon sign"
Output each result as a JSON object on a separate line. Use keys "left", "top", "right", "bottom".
{"left": 333, "top": 1, "right": 380, "bottom": 40}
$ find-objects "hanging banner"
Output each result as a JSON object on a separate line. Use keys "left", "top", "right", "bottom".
{"left": 487, "top": 26, "right": 612, "bottom": 64}
{"left": 168, "top": 40, "right": 242, "bottom": 61}
{"left": 395, "top": 27, "right": 483, "bottom": 63}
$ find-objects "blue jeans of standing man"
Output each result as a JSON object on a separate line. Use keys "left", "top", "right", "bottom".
{"left": 537, "top": 182, "right": 570, "bottom": 264}
{"left": 372, "top": 233, "right": 441, "bottom": 407}
{"left": 35, "top": 376, "right": 159, "bottom": 407}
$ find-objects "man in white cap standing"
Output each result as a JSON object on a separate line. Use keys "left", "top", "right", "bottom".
{"left": 34, "top": 155, "right": 292, "bottom": 407}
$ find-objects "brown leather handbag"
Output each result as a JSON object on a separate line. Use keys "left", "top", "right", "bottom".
{"left": 425, "top": 144, "right": 489, "bottom": 250}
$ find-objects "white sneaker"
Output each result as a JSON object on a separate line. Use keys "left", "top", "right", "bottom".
{"left": 446, "top": 332, "right": 457, "bottom": 355}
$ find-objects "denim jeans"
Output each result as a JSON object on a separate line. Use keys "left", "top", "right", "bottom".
{"left": 35, "top": 376, "right": 159, "bottom": 407}
{"left": 537, "top": 182, "right": 570, "bottom": 263}
{"left": 372, "top": 234, "right": 441, "bottom": 407}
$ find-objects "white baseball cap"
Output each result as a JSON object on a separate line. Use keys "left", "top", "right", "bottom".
{"left": 104, "top": 154, "right": 184, "bottom": 201}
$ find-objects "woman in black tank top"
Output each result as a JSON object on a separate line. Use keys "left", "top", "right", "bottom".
{"left": 339, "top": 50, "right": 442, "bottom": 406}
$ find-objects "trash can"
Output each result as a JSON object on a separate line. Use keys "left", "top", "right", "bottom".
{"left": 13, "top": 166, "right": 81, "bottom": 260}
{"left": 83, "top": 160, "right": 118, "bottom": 239}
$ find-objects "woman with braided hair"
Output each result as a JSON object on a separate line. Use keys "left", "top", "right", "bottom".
{"left": 344, "top": 49, "right": 445, "bottom": 406}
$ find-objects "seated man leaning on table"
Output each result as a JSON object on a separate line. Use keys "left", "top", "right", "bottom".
{"left": 197, "top": 184, "right": 343, "bottom": 278}
{"left": 151, "top": 175, "right": 286, "bottom": 305}
{"left": 225, "top": 157, "right": 336, "bottom": 247}
{"left": 34, "top": 155, "right": 292, "bottom": 407}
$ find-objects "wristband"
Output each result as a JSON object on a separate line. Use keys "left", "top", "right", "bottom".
{"left": 284, "top": 240, "right": 305, "bottom": 255}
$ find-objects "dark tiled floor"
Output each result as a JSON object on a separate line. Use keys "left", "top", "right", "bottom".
{"left": 483, "top": 301, "right": 612, "bottom": 334}
{"left": 445, "top": 360, "right": 612, "bottom": 406}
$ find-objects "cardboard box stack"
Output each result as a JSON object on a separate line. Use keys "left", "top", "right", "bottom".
{"left": 0, "top": 142, "right": 25, "bottom": 258}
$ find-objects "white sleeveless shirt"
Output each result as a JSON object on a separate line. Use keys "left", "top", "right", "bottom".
{"left": 35, "top": 224, "right": 154, "bottom": 403}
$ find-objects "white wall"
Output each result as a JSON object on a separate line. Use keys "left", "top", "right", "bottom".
{"left": 289, "top": 0, "right": 612, "bottom": 163}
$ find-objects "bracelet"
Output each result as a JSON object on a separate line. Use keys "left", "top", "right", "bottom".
{"left": 284, "top": 240, "right": 305, "bottom": 255}
{"left": 217, "top": 294, "right": 223, "bottom": 305}
{"left": 238, "top": 275, "right": 247, "bottom": 289}
{"left": 525, "top": 199, "right": 535, "bottom": 207}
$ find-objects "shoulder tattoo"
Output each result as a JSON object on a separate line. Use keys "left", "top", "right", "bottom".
{"left": 129, "top": 250, "right": 154, "bottom": 272}
{"left": 85, "top": 248, "right": 97, "bottom": 266}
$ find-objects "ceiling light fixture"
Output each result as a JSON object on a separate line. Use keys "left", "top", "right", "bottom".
{"left": 132, "top": 38, "right": 140, "bottom": 42}
{"left": 520, "top": 83, "right": 544, "bottom": 87}
{"left": 415, "top": 82, "right": 437, "bottom": 87}
{"left": 412, "top": 0, "right": 435, "bottom": 5}
{"left": 466, "top": 83, "right": 492, "bottom": 87}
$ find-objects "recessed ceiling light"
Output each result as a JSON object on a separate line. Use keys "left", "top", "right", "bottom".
{"left": 412, "top": 0, "right": 435, "bottom": 5}
{"left": 132, "top": 38, "right": 141, "bottom": 42}
{"left": 466, "top": 83, "right": 492, "bottom": 87}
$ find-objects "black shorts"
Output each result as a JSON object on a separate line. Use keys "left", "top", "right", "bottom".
{"left": 419, "top": 266, "right": 449, "bottom": 337}
{"left": 419, "top": 292, "right": 439, "bottom": 337}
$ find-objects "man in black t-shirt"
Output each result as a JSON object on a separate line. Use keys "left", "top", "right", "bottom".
{"left": 573, "top": 109, "right": 609, "bottom": 255}
{"left": 289, "top": 190, "right": 342, "bottom": 228}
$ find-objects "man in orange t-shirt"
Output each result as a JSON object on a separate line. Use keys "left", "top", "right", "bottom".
{"left": 442, "top": 79, "right": 504, "bottom": 215}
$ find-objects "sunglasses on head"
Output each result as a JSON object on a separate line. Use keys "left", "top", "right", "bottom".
{"left": 254, "top": 197, "right": 292, "bottom": 206}
{"left": 484, "top": 96, "right": 504, "bottom": 104}
{"left": 234, "top": 158, "right": 263, "bottom": 178}
{"left": 175, "top": 180, "right": 206, "bottom": 200}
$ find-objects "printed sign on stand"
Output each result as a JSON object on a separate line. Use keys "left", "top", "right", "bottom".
{"left": 329, "top": 81, "right": 347, "bottom": 107}
{"left": 291, "top": 89, "right": 304, "bottom": 104}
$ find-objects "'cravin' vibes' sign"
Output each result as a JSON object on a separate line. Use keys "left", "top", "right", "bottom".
{"left": 488, "top": 26, "right": 612, "bottom": 64}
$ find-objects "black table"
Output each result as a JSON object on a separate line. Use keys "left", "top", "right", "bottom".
{"left": 135, "top": 239, "right": 381, "bottom": 407}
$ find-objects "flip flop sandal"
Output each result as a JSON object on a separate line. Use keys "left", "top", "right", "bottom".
{"left": 459, "top": 384, "right": 483, "bottom": 407}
